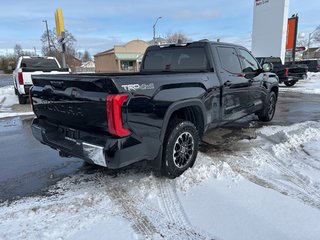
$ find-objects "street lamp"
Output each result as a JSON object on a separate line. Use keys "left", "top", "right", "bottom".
{"left": 153, "top": 16, "right": 162, "bottom": 45}
{"left": 42, "top": 20, "right": 51, "bottom": 55}
{"left": 307, "top": 25, "right": 320, "bottom": 59}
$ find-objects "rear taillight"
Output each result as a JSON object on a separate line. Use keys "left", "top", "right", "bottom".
{"left": 284, "top": 67, "right": 289, "bottom": 77}
{"left": 18, "top": 72, "right": 24, "bottom": 85}
{"left": 106, "top": 94, "right": 131, "bottom": 137}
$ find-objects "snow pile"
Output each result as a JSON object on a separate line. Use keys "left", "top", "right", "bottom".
{"left": 0, "top": 85, "right": 34, "bottom": 119}
{"left": 0, "top": 85, "right": 18, "bottom": 110}
{"left": 219, "top": 121, "right": 320, "bottom": 208}
{"left": 280, "top": 72, "right": 320, "bottom": 94}
{"left": 176, "top": 153, "right": 239, "bottom": 191}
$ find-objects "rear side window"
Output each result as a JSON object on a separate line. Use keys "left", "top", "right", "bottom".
{"left": 20, "top": 59, "right": 59, "bottom": 68}
{"left": 238, "top": 49, "right": 260, "bottom": 73}
{"left": 143, "top": 47, "right": 209, "bottom": 72}
{"left": 217, "top": 47, "right": 242, "bottom": 73}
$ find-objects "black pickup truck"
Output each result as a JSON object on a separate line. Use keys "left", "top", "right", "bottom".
{"left": 256, "top": 57, "right": 308, "bottom": 86}
{"left": 31, "top": 40, "right": 279, "bottom": 178}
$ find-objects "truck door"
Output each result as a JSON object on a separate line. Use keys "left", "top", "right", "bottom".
{"left": 216, "top": 46, "right": 252, "bottom": 122}
{"left": 238, "top": 48, "right": 264, "bottom": 113}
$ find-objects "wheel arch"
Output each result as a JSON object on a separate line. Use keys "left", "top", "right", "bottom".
{"left": 160, "top": 99, "right": 207, "bottom": 142}
{"left": 270, "top": 85, "right": 279, "bottom": 98}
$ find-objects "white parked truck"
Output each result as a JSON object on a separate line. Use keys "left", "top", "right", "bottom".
{"left": 13, "top": 56, "right": 69, "bottom": 104}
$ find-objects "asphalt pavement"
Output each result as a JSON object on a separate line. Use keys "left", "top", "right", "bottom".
{"left": 1, "top": 77, "right": 320, "bottom": 202}
{"left": 0, "top": 74, "right": 13, "bottom": 87}
{"left": 0, "top": 116, "right": 84, "bottom": 202}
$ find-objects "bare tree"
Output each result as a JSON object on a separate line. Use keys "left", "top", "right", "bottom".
{"left": 165, "top": 32, "right": 192, "bottom": 44}
{"left": 297, "top": 39, "right": 308, "bottom": 47}
{"left": 313, "top": 30, "right": 320, "bottom": 43}
{"left": 40, "top": 29, "right": 78, "bottom": 66}
{"left": 14, "top": 44, "right": 23, "bottom": 57}
{"left": 0, "top": 54, "right": 17, "bottom": 73}
{"left": 81, "top": 50, "right": 91, "bottom": 62}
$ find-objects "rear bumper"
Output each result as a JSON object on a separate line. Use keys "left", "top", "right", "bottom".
{"left": 17, "top": 84, "right": 32, "bottom": 95}
{"left": 31, "top": 118, "right": 160, "bottom": 169}
{"left": 279, "top": 76, "right": 300, "bottom": 82}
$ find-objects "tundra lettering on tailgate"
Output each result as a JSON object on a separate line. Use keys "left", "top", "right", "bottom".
{"left": 43, "top": 101, "right": 84, "bottom": 117}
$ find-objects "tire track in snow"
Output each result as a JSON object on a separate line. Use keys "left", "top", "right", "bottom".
{"left": 157, "top": 179, "right": 215, "bottom": 240}
{"left": 203, "top": 121, "right": 320, "bottom": 209}
{"left": 108, "top": 187, "right": 157, "bottom": 239}
{"left": 107, "top": 181, "right": 215, "bottom": 240}
{"left": 254, "top": 147, "right": 320, "bottom": 208}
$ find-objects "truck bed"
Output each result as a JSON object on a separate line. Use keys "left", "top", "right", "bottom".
{"left": 31, "top": 71, "right": 209, "bottom": 134}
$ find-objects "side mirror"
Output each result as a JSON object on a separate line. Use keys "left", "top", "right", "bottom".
{"left": 262, "top": 62, "right": 273, "bottom": 72}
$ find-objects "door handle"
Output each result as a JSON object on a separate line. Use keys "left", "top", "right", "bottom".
{"left": 224, "top": 80, "right": 232, "bottom": 87}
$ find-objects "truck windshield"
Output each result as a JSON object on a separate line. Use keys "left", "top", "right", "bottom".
{"left": 20, "top": 59, "right": 59, "bottom": 68}
{"left": 143, "top": 47, "right": 209, "bottom": 72}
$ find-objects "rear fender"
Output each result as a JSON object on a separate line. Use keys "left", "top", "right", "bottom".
{"left": 160, "top": 99, "right": 207, "bottom": 142}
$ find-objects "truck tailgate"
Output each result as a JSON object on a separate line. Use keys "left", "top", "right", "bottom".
{"left": 21, "top": 67, "right": 69, "bottom": 85}
{"left": 31, "top": 74, "right": 120, "bottom": 133}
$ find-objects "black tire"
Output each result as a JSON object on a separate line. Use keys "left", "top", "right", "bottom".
{"left": 284, "top": 81, "right": 297, "bottom": 87}
{"left": 18, "top": 93, "right": 27, "bottom": 104}
{"left": 162, "top": 119, "right": 199, "bottom": 178}
{"left": 258, "top": 91, "right": 277, "bottom": 122}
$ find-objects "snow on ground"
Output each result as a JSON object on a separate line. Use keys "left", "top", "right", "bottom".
{"left": 0, "top": 85, "right": 34, "bottom": 119}
{"left": 1, "top": 121, "right": 320, "bottom": 240}
{"left": 279, "top": 72, "right": 320, "bottom": 94}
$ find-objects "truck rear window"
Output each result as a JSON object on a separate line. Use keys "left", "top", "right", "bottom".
{"left": 20, "top": 59, "right": 59, "bottom": 68}
{"left": 263, "top": 58, "right": 282, "bottom": 64}
{"left": 143, "top": 47, "right": 209, "bottom": 72}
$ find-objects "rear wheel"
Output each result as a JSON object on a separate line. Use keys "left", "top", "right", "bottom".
{"left": 162, "top": 119, "right": 199, "bottom": 178}
{"left": 18, "top": 93, "right": 27, "bottom": 104}
{"left": 258, "top": 91, "right": 277, "bottom": 122}
{"left": 284, "top": 81, "right": 297, "bottom": 87}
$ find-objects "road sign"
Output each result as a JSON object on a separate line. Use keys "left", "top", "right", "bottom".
{"left": 55, "top": 8, "right": 65, "bottom": 38}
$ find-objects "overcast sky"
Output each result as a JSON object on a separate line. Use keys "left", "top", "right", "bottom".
{"left": 0, "top": 0, "right": 319, "bottom": 56}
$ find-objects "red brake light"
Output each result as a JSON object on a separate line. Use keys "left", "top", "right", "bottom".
{"left": 284, "top": 67, "right": 289, "bottom": 77}
{"left": 106, "top": 94, "right": 131, "bottom": 137}
{"left": 18, "top": 72, "right": 24, "bottom": 85}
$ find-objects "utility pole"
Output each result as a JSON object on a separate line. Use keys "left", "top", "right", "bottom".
{"left": 60, "top": 32, "right": 67, "bottom": 68}
{"left": 153, "top": 16, "right": 162, "bottom": 45}
{"left": 42, "top": 20, "right": 51, "bottom": 56}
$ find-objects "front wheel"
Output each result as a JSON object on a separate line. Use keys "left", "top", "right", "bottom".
{"left": 257, "top": 91, "right": 277, "bottom": 122}
{"left": 284, "top": 80, "right": 297, "bottom": 87}
{"left": 162, "top": 119, "right": 199, "bottom": 178}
